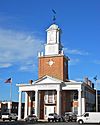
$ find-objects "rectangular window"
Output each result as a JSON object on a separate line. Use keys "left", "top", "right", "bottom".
{"left": 48, "top": 91, "right": 53, "bottom": 103}
{"left": 74, "top": 107, "right": 78, "bottom": 114}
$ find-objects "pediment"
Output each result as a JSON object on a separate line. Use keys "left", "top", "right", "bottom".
{"left": 34, "top": 75, "right": 63, "bottom": 84}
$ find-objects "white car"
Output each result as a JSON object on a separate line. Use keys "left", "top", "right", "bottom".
{"left": 2, "top": 112, "right": 18, "bottom": 121}
{"left": 77, "top": 112, "right": 100, "bottom": 124}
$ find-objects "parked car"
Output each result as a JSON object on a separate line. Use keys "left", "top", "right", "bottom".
{"left": 64, "top": 112, "right": 77, "bottom": 122}
{"left": 77, "top": 112, "right": 100, "bottom": 124}
{"left": 48, "top": 113, "right": 61, "bottom": 122}
{"left": 25, "top": 114, "right": 38, "bottom": 122}
{"left": 1, "top": 112, "right": 18, "bottom": 121}
{"left": 0, "top": 112, "right": 1, "bottom": 119}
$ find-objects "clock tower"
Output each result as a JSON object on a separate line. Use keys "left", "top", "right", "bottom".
{"left": 38, "top": 23, "right": 69, "bottom": 81}
{"left": 45, "top": 24, "right": 62, "bottom": 55}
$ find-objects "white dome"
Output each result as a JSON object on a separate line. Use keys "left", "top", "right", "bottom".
{"left": 47, "top": 24, "right": 59, "bottom": 30}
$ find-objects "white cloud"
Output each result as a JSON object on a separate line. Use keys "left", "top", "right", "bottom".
{"left": 19, "top": 61, "right": 36, "bottom": 72}
{"left": 94, "top": 60, "right": 100, "bottom": 65}
{"left": 0, "top": 63, "right": 12, "bottom": 68}
{"left": 0, "top": 28, "right": 43, "bottom": 70}
{"left": 69, "top": 58, "right": 80, "bottom": 65}
{"left": 64, "top": 48, "right": 89, "bottom": 55}
{"left": 97, "top": 79, "right": 100, "bottom": 83}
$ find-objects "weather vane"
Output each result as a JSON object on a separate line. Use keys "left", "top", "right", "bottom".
{"left": 52, "top": 9, "right": 56, "bottom": 23}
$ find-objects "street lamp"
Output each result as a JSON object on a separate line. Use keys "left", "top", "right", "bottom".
{"left": 93, "top": 75, "right": 98, "bottom": 112}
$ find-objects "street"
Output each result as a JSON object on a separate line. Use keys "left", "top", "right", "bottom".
{"left": 0, "top": 121, "right": 99, "bottom": 125}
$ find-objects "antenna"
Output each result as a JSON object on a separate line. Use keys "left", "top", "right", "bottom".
{"left": 52, "top": 9, "right": 56, "bottom": 23}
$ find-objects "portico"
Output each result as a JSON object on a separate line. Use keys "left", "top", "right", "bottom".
{"left": 17, "top": 75, "right": 87, "bottom": 120}
{"left": 17, "top": 76, "right": 63, "bottom": 120}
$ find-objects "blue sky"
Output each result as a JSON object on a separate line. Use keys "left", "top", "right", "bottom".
{"left": 0, "top": 0, "right": 100, "bottom": 101}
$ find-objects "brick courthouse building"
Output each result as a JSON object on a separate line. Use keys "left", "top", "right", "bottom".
{"left": 17, "top": 23, "right": 96, "bottom": 120}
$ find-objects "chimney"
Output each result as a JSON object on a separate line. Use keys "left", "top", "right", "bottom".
{"left": 29, "top": 80, "right": 33, "bottom": 85}
{"left": 84, "top": 77, "right": 88, "bottom": 84}
{"left": 88, "top": 80, "right": 92, "bottom": 86}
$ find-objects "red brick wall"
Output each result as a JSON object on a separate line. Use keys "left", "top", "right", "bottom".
{"left": 61, "top": 91, "right": 67, "bottom": 114}
{"left": 40, "top": 91, "right": 45, "bottom": 119}
{"left": 61, "top": 91, "right": 72, "bottom": 113}
{"left": 38, "top": 55, "right": 69, "bottom": 81}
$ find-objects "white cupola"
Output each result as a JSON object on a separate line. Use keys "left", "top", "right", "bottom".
{"left": 45, "top": 24, "right": 62, "bottom": 56}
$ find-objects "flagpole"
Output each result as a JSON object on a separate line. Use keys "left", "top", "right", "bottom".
{"left": 96, "top": 80, "right": 98, "bottom": 112}
{"left": 4, "top": 78, "right": 12, "bottom": 113}
{"left": 4, "top": 78, "right": 12, "bottom": 101}
{"left": 10, "top": 82, "right": 12, "bottom": 102}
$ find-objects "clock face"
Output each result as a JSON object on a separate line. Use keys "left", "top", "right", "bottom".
{"left": 48, "top": 60, "right": 54, "bottom": 66}
{"left": 47, "top": 59, "right": 55, "bottom": 66}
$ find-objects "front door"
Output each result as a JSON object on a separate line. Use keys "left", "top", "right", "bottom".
{"left": 44, "top": 106, "right": 54, "bottom": 119}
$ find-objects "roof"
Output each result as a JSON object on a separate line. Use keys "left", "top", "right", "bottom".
{"left": 34, "top": 75, "right": 63, "bottom": 84}
{"left": 65, "top": 80, "right": 82, "bottom": 85}
{"left": 16, "top": 76, "right": 83, "bottom": 87}
{"left": 47, "top": 24, "right": 60, "bottom": 31}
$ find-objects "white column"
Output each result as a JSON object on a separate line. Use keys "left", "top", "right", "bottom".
{"left": 38, "top": 91, "right": 40, "bottom": 118}
{"left": 18, "top": 91, "right": 22, "bottom": 120}
{"left": 53, "top": 90, "right": 55, "bottom": 103}
{"left": 78, "top": 90, "right": 82, "bottom": 116}
{"left": 28, "top": 92, "right": 31, "bottom": 115}
{"left": 8, "top": 102, "right": 12, "bottom": 113}
{"left": 57, "top": 90, "right": 61, "bottom": 115}
{"left": 57, "top": 31, "right": 59, "bottom": 43}
{"left": 35, "top": 90, "right": 38, "bottom": 117}
{"left": 82, "top": 98, "right": 85, "bottom": 114}
{"left": 24, "top": 92, "right": 28, "bottom": 119}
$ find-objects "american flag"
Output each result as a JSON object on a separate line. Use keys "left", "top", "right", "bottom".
{"left": 5, "top": 78, "right": 12, "bottom": 83}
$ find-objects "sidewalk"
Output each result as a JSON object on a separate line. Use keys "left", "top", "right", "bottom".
{"left": 38, "top": 119, "right": 48, "bottom": 122}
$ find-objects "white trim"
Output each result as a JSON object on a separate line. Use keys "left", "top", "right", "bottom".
{"left": 82, "top": 98, "right": 85, "bottom": 114}
{"left": 78, "top": 90, "right": 82, "bottom": 116}
{"left": 35, "top": 75, "right": 63, "bottom": 84}
{"left": 28, "top": 93, "right": 31, "bottom": 115}
{"left": 57, "top": 90, "right": 61, "bottom": 115}
{"left": 18, "top": 91, "right": 22, "bottom": 120}
{"left": 24, "top": 92, "right": 28, "bottom": 119}
{"left": 35, "top": 90, "right": 39, "bottom": 117}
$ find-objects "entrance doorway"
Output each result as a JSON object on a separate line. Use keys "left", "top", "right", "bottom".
{"left": 44, "top": 106, "right": 55, "bottom": 119}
